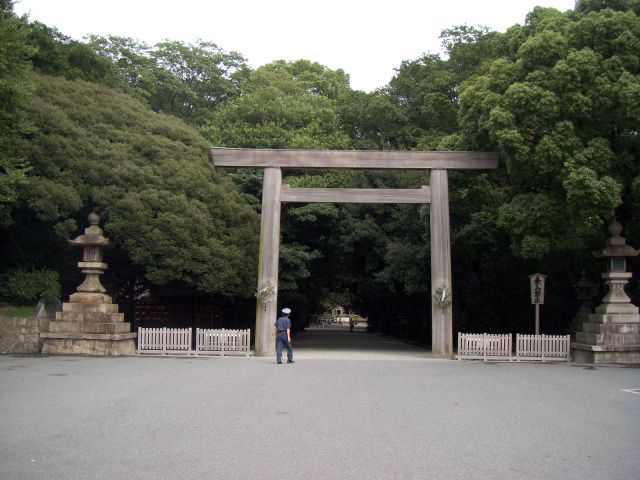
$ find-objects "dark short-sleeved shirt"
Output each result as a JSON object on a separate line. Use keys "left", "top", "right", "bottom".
{"left": 274, "top": 315, "right": 291, "bottom": 332}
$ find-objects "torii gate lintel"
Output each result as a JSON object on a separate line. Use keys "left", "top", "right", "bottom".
{"left": 210, "top": 148, "right": 499, "bottom": 359}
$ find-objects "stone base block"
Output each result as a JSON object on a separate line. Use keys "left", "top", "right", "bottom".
{"left": 48, "top": 321, "right": 133, "bottom": 334}
{"left": 42, "top": 332, "right": 137, "bottom": 341}
{"left": 68, "top": 292, "right": 113, "bottom": 304}
{"left": 594, "top": 304, "right": 639, "bottom": 314}
{"left": 62, "top": 302, "right": 119, "bottom": 313}
{"left": 42, "top": 334, "right": 137, "bottom": 355}
{"left": 588, "top": 313, "right": 640, "bottom": 324}
{"left": 575, "top": 332, "right": 640, "bottom": 346}
{"left": 55, "top": 310, "right": 125, "bottom": 323}
{"left": 582, "top": 323, "right": 640, "bottom": 334}
{"left": 572, "top": 346, "right": 640, "bottom": 364}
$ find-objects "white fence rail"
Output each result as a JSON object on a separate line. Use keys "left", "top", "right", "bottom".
{"left": 137, "top": 327, "right": 192, "bottom": 355}
{"left": 457, "top": 333, "right": 571, "bottom": 362}
{"left": 457, "top": 333, "right": 512, "bottom": 361}
{"left": 137, "top": 327, "right": 250, "bottom": 356}
{"left": 196, "top": 328, "right": 250, "bottom": 357}
{"left": 516, "top": 334, "right": 570, "bottom": 362}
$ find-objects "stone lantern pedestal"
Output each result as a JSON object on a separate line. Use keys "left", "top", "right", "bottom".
{"left": 572, "top": 221, "right": 640, "bottom": 363}
{"left": 41, "top": 213, "right": 136, "bottom": 355}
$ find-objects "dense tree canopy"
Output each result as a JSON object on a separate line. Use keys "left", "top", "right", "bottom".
{"left": 2, "top": 73, "right": 259, "bottom": 300}
{"left": 88, "top": 37, "right": 250, "bottom": 126}
{"left": 0, "top": 2, "right": 32, "bottom": 227}
{"left": 203, "top": 60, "right": 352, "bottom": 149}
{"left": 457, "top": 5, "right": 640, "bottom": 260}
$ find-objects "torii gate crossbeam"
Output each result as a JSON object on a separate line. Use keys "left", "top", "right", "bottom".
{"left": 210, "top": 147, "right": 499, "bottom": 358}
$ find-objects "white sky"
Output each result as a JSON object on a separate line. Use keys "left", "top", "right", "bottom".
{"left": 14, "top": 0, "right": 577, "bottom": 92}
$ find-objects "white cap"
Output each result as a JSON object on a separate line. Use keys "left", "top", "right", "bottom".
{"left": 282, "top": 308, "right": 291, "bottom": 314}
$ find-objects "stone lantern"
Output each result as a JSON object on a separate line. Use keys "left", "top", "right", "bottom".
{"left": 592, "top": 220, "right": 639, "bottom": 314}
{"left": 68, "top": 212, "right": 110, "bottom": 302}
{"left": 572, "top": 220, "right": 640, "bottom": 363}
{"left": 41, "top": 213, "right": 137, "bottom": 355}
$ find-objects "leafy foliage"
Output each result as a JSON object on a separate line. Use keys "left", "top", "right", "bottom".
{"left": 0, "top": 4, "right": 32, "bottom": 227}
{"left": 0, "top": 269, "right": 60, "bottom": 303}
{"left": 204, "top": 60, "right": 351, "bottom": 149}
{"left": 87, "top": 36, "right": 250, "bottom": 126}
{"left": 458, "top": 6, "right": 639, "bottom": 260}
{"left": 2, "top": 74, "right": 259, "bottom": 299}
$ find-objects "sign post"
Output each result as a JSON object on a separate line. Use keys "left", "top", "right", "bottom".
{"left": 529, "top": 273, "right": 547, "bottom": 335}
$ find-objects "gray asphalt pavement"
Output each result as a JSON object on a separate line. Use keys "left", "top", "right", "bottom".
{"left": 1, "top": 327, "right": 639, "bottom": 480}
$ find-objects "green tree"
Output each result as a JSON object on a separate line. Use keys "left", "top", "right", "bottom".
{"left": 87, "top": 37, "right": 250, "bottom": 126}
{"left": 386, "top": 54, "right": 458, "bottom": 148}
{"left": 204, "top": 60, "right": 351, "bottom": 149}
{"left": 0, "top": 2, "right": 32, "bottom": 227}
{"left": 458, "top": 5, "right": 639, "bottom": 260}
{"left": 440, "top": 25, "right": 506, "bottom": 79}
{"left": 385, "top": 25, "right": 508, "bottom": 152}
{"left": 2, "top": 74, "right": 259, "bottom": 300}
{"left": 24, "top": 21, "right": 123, "bottom": 87}
{"left": 150, "top": 40, "right": 250, "bottom": 126}
{"left": 575, "top": 0, "right": 640, "bottom": 15}
{"left": 86, "top": 35, "right": 157, "bottom": 103}
{"left": 337, "top": 89, "right": 411, "bottom": 150}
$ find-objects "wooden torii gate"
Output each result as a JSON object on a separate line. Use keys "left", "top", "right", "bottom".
{"left": 211, "top": 147, "right": 499, "bottom": 358}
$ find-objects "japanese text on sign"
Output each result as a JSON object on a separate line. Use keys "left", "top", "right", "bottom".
{"left": 529, "top": 273, "right": 546, "bottom": 305}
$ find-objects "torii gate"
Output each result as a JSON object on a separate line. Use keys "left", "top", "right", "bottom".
{"left": 211, "top": 148, "right": 499, "bottom": 358}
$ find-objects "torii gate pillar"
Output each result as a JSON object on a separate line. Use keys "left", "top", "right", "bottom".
{"left": 255, "top": 167, "right": 282, "bottom": 356}
{"left": 430, "top": 169, "right": 452, "bottom": 358}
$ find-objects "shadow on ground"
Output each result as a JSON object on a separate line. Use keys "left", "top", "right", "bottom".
{"left": 292, "top": 325, "right": 434, "bottom": 360}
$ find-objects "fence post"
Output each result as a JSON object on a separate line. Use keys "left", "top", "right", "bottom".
{"left": 482, "top": 333, "right": 487, "bottom": 362}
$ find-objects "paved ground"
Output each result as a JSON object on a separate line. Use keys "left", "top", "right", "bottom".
{"left": 1, "top": 326, "right": 639, "bottom": 480}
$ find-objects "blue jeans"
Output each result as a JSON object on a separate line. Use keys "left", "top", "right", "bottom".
{"left": 276, "top": 333, "right": 293, "bottom": 363}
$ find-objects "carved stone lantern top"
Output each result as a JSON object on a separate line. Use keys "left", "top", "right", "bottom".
{"left": 69, "top": 212, "right": 110, "bottom": 248}
{"left": 593, "top": 220, "right": 639, "bottom": 259}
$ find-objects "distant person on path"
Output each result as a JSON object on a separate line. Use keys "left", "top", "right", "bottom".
{"left": 274, "top": 307, "right": 294, "bottom": 364}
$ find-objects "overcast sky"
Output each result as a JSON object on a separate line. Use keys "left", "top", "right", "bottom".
{"left": 14, "top": 0, "right": 577, "bottom": 92}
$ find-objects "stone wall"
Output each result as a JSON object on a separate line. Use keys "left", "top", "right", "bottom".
{"left": 0, "top": 301, "right": 60, "bottom": 354}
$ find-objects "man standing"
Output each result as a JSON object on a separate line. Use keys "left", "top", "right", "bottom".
{"left": 274, "top": 307, "right": 294, "bottom": 364}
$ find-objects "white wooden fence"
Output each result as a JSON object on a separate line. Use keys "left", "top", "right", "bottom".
{"left": 515, "top": 334, "right": 570, "bottom": 362}
{"left": 137, "top": 327, "right": 192, "bottom": 355}
{"left": 137, "top": 327, "right": 250, "bottom": 357}
{"left": 457, "top": 333, "right": 512, "bottom": 361}
{"left": 195, "top": 328, "right": 250, "bottom": 357}
{"left": 457, "top": 333, "right": 571, "bottom": 362}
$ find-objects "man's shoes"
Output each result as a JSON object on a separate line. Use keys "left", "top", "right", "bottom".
{"left": 287, "top": 360, "right": 294, "bottom": 364}
{"left": 277, "top": 361, "right": 282, "bottom": 364}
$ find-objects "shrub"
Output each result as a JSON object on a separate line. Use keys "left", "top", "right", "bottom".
{"left": 1, "top": 269, "right": 61, "bottom": 304}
